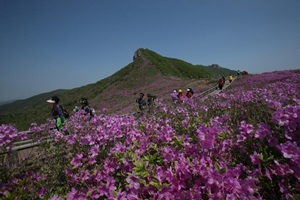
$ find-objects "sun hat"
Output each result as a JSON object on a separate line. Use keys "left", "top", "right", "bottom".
{"left": 47, "top": 96, "right": 59, "bottom": 104}
{"left": 46, "top": 99, "right": 55, "bottom": 104}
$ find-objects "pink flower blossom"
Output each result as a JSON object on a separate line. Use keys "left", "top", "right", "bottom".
{"left": 126, "top": 174, "right": 140, "bottom": 190}
{"left": 70, "top": 153, "right": 83, "bottom": 168}
{"left": 250, "top": 152, "right": 261, "bottom": 165}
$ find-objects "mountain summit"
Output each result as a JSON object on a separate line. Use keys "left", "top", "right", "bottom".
{"left": 0, "top": 48, "right": 237, "bottom": 130}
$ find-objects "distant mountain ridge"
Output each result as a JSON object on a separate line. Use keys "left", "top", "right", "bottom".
{"left": 0, "top": 48, "right": 237, "bottom": 130}
{"left": 0, "top": 100, "right": 17, "bottom": 106}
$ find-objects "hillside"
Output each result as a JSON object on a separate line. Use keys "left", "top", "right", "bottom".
{"left": 0, "top": 48, "right": 237, "bottom": 131}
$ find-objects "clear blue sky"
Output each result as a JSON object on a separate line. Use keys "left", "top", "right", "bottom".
{"left": 1, "top": 0, "right": 299, "bottom": 101}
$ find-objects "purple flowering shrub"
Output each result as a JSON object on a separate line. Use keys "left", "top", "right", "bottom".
{"left": 0, "top": 70, "right": 300, "bottom": 199}
{"left": 0, "top": 124, "right": 27, "bottom": 150}
{"left": 0, "top": 124, "right": 51, "bottom": 199}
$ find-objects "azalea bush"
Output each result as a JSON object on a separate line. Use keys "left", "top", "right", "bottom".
{"left": 0, "top": 70, "right": 299, "bottom": 199}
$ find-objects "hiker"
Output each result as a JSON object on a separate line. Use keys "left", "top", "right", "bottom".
{"left": 147, "top": 93, "right": 156, "bottom": 113}
{"left": 171, "top": 89, "right": 178, "bottom": 103}
{"left": 147, "top": 93, "right": 156, "bottom": 106}
{"left": 47, "top": 96, "right": 66, "bottom": 131}
{"left": 78, "top": 98, "right": 94, "bottom": 120}
{"left": 136, "top": 93, "right": 146, "bottom": 112}
{"left": 186, "top": 88, "right": 194, "bottom": 98}
{"left": 229, "top": 75, "right": 233, "bottom": 83}
{"left": 237, "top": 70, "right": 240, "bottom": 76}
{"left": 218, "top": 78, "right": 224, "bottom": 90}
{"left": 177, "top": 89, "right": 184, "bottom": 103}
{"left": 222, "top": 76, "right": 226, "bottom": 84}
{"left": 73, "top": 106, "right": 79, "bottom": 113}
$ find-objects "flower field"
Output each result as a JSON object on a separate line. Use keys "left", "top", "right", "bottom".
{"left": 1, "top": 70, "right": 300, "bottom": 200}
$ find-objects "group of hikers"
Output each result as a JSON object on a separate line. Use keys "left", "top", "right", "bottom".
{"left": 46, "top": 96, "right": 94, "bottom": 131}
{"left": 135, "top": 87, "right": 195, "bottom": 113}
{"left": 48, "top": 74, "right": 237, "bottom": 131}
{"left": 218, "top": 75, "right": 234, "bottom": 90}
{"left": 135, "top": 93, "right": 156, "bottom": 113}
{"left": 170, "top": 87, "right": 194, "bottom": 104}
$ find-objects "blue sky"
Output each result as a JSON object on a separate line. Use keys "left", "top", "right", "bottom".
{"left": 0, "top": 0, "right": 299, "bottom": 101}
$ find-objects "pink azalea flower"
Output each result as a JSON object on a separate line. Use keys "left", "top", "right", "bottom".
{"left": 250, "top": 152, "right": 261, "bottom": 165}
{"left": 254, "top": 123, "right": 271, "bottom": 140}
{"left": 277, "top": 141, "right": 299, "bottom": 159}
{"left": 238, "top": 121, "right": 253, "bottom": 135}
{"left": 70, "top": 153, "right": 83, "bottom": 168}
{"left": 126, "top": 174, "right": 140, "bottom": 190}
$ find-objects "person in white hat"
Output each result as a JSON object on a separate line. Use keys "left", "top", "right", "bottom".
{"left": 78, "top": 97, "right": 94, "bottom": 120}
{"left": 46, "top": 96, "right": 65, "bottom": 131}
{"left": 186, "top": 88, "right": 194, "bottom": 98}
{"left": 170, "top": 89, "right": 178, "bottom": 103}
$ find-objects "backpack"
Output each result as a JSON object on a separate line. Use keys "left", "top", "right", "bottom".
{"left": 136, "top": 98, "right": 146, "bottom": 106}
{"left": 219, "top": 79, "right": 224, "bottom": 85}
{"left": 61, "top": 106, "right": 70, "bottom": 119}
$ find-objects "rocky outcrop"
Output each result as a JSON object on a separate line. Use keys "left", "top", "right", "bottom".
{"left": 133, "top": 48, "right": 143, "bottom": 61}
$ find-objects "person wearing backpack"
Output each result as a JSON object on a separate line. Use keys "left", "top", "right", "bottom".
{"left": 47, "top": 96, "right": 67, "bottom": 131}
{"left": 136, "top": 93, "right": 147, "bottom": 112}
{"left": 78, "top": 98, "right": 94, "bottom": 120}
{"left": 147, "top": 93, "right": 156, "bottom": 106}
{"left": 218, "top": 78, "right": 224, "bottom": 90}
{"left": 146, "top": 93, "right": 156, "bottom": 113}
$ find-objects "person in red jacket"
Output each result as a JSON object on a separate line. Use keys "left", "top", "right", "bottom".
{"left": 186, "top": 88, "right": 194, "bottom": 98}
{"left": 218, "top": 78, "right": 224, "bottom": 90}
{"left": 177, "top": 89, "right": 184, "bottom": 103}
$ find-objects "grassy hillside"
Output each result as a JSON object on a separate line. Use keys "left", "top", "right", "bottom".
{"left": 0, "top": 48, "right": 237, "bottom": 131}
{"left": 140, "top": 49, "right": 235, "bottom": 78}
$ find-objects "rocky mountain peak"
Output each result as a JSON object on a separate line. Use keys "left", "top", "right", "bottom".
{"left": 133, "top": 48, "right": 144, "bottom": 61}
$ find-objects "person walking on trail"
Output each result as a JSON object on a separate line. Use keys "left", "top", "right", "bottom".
{"left": 136, "top": 93, "right": 146, "bottom": 112}
{"left": 177, "top": 89, "right": 184, "bottom": 103}
{"left": 218, "top": 78, "right": 224, "bottom": 90}
{"left": 222, "top": 76, "right": 226, "bottom": 84}
{"left": 186, "top": 88, "right": 194, "bottom": 98}
{"left": 147, "top": 93, "right": 156, "bottom": 113}
{"left": 78, "top": 98, "right": 94, "bottom": 120}
{"left": 47, "top": 96, "right": 66, "bottom": 131}
{"left": 171, "top": 89, "right": 178, "bottom": 103}
{"left": 229, "top": 75, "right": 233, "bottom": 83}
